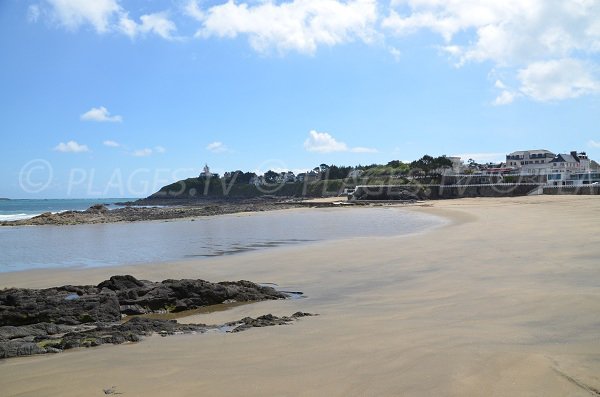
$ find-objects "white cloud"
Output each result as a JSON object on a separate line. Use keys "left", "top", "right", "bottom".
{"left": 36, "top": 0, "right": 177, "bottom": 39}
{"left": 384, "top": 0, "right": 600, "bottom": 102}
{"left": 453, "top": 152, "right": 505, "bottom": 163}
{"left": 588, "top": 140, "right": 600, "bottom": 148}
{"left": 119, "top": 12, "right": 177, "bottom": 40}
{"left": 81, "top": 106, "right": 123, "bottom": 122}
{"left": 132, "top": 148, "right": 153, "bottom": 157}
{"left": 517, "top": 58, "right": 600, "bottom": 101}
{"left": 303, "top": 130, "right": 376, "bottom": 153}
{"left": 131, "top": 146, "right": 166, "bottom": 157}
{"left": 189, "top": 0, "right": 378, "bottom": 54}
{"left": 54, "top": 140, "right": 89, "bottom": 153}
{"left": 385, "top": 0, "right": 600, "bottom": 65}
{"left": 45, "top": 0, "right": 121, "bottom": 33}
{"left": 103, "top": 140, "right": 120, "bottom": 147}
{"left": 206, "top": 141, "right": 229, "bottom": 153}
{"left": 304, "top": 130, "right": 348, "bottom": 153}
{"left": 185, "top": 0, "right": 205, "bottom": 21}
{"left": 493, "top": 90, "right": 517, "bottom": 106}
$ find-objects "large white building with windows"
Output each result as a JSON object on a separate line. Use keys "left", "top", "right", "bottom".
{"left": 506, "top": 149, "right": 594, "bottom": 185}
{"left": 505, "top": 150, "right": 556, "bottom": 175}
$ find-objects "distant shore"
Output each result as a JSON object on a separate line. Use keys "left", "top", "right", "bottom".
{"left": 0, "top": 196, "right": 420, "bottom": 227}
{"left": 0, "top": 197, "right": 307, "bottom": 226}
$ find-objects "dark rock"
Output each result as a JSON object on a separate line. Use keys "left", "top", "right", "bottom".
{"left": 97, "top": 275, "right": 146, "bottom": 291}
{"left": 229, "top": 312, "right": 317, "bottom": 333}
{"left": 0, "top": 323, "right": 71, "bottom": 340}
{"left": 0, "top": 287, "right": 120, "bottom": 326}
{"left": 0, "top": 275, "right": 313, "bottom": 360}
{"left": 96, "top": 276, "right": 287, "bottom": 313}
{"left": 0, "top": 340, "right": 46, "bottom": 359}
{"left": 0, "top": 275, "right": 285, "bottom": 327}
{"left": 86, "top": 204, "right": 109, "bottom": 213}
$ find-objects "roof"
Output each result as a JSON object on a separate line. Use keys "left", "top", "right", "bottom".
{"left": 507, "top": 149, "right": 554, "bottom": 156}
{"left": 550, "top": 154, "right": 580, "bottom": 163}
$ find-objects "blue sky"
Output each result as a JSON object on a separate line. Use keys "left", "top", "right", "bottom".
{"left": 1, "top": 0, "right": 600, "bottom": 198}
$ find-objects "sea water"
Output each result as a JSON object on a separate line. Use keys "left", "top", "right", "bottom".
{"left": 0, "top": 207, "right": 445, "bottom": 272}
{"left": 0, "top": 198, "right": 135, "bottom": 221}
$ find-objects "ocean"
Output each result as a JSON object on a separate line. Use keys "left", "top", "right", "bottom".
{"left": 0, "top": 198, "right": 137, "bottom": 221}
{"left": 0, "top": 207, "right": 445, "bottom": 273}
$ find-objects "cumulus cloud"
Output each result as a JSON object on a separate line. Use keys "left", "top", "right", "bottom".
{"left": 303, "top": 130, "right": 376, "bottom": 153}
{"left": 517, "top": 59, "right": 600, "bottom": 101}
{"left": 81, "top": 106, "right": 123, "bottom": 122}
{"left": 54, "top": 140, "right": 89, "bottom": 153}
{"left": 103, "top": 140, "right": 120, "bottom": 147}
{"left": 206, "top": 141, "right": 229, "bottom": 153}
{"left": 33, "top": 0, "right": 177, "bottom": 39}
{"left": 384, "top": 0, "right": 600, "bottom": 65}
{"left": 119, "top": 12, "right": 177, "bottom": 39}
{"left": 384, "top": 0, "right": 600, "bottom": 102}
{"left": 44, "top": 0, "right": 121, "bottom": 33}
{"left": 30, "top": 1, "right": 600, "bottom": 103}
{"left": 131, "top": 146, "right": 166, "bottom": 157}
{"left": 132, "top": 148, "right": 153, "bottom": 157}
{"left": 493, "top": 90, "right": 517, "bottom": 106}
{"left": 188, "top": 0, "right": 378, "bottom": 54}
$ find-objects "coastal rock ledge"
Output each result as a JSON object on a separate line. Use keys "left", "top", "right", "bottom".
{"left": 0, "top": 275, "right": 314, "bottom": 359}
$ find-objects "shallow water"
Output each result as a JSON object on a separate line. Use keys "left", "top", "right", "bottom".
{"left": 0, "top": 198, "right": 136, "bottom": 221}
{"left": 0, "top": 207, "right": 444, "bottom": 272}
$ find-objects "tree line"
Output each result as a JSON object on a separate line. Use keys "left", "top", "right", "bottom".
{"left": 203, "top": 155, "right": 455, "bottom": 185}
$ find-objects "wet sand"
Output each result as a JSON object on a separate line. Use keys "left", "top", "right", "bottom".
{"left": 1, "top": 196, "right": 599, "bottom": 396}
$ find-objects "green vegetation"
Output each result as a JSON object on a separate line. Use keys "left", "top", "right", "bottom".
{"left": 152, "top": 154, "right": 456, "bottom": 199}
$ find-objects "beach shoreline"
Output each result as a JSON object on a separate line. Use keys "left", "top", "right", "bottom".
{"left": 1, "top": 196, "right": 599, "bottom": 396}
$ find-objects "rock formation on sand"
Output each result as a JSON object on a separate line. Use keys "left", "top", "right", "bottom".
{"left": 0, "top": 275, "right": 314, "bottom": 359}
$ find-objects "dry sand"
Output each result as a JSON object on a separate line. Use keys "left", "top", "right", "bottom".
{"left": 1, "top": 196, "right": 599, "bottom": 396}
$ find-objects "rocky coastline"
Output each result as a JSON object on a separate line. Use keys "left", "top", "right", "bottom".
{"left": 0, "top": 198, "right": 306, "bottom": 226}
{"left": 0, "top": 275, "right": 314, "bottom": 359}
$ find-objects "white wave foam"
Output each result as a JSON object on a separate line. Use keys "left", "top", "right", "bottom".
{"left": 0, "top": 213, "right": 39, "bottom": 221}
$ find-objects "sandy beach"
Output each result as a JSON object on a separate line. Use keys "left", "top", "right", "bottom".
{"left": 1, "top": 196, "right": 599, "bottom": 396}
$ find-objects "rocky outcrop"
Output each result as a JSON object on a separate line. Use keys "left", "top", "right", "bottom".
{"left": 0, "top": 285, "right": 121, "bottom": 326}
{"left": 97, "top": 275, "right": 288, "bottom": 314}
{"left": 1, "top": 199, "right": 302, "bottom": 226}
{"left": 0, "top": 313, "right": 316, "bottom": 359}
{"left": 0, "top": 276, "right": 314, "bottom": 359}
{"left": 0, "top": 275, "right": 287, "bottom": 326}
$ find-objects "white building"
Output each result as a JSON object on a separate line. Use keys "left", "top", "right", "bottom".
{"left": 505, "top": 150, "right": 555, "bottom": 175}
{"left": 547, "top": 152, "right": 591, "bottom": 186}
{"left": 447, "top": 157, "right": 465, "bottom": 174}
